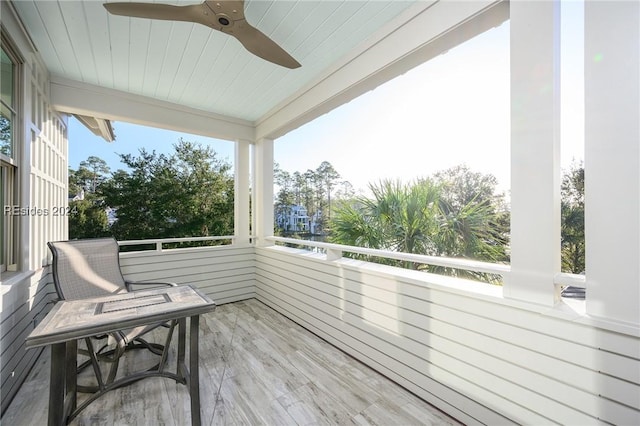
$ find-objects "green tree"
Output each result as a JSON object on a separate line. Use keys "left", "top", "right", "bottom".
{"left": 316, "top": 161, "right": 341, "bottom": 225}
{"left": 302, "top": 170, "right": 315, "bottom": 215}
{"left": 68, "top": 199, "right": 109, "bottom": 238}
{"left": 311, "top": 169, "right": 326, "bottom": 230}
{"left": 292, "top": 171, "right": 305, "bottom": 206}
{"left": 274, "top": 162, "right": 349, "bottom": 236}
{"left": 68, "top": 156, "right": 110, "bottom": 239}
{"left": 79, "top": 156, "right": 110, "bottom": 193}
{"left": 434, "top": 165, "right": 500, "bottom": 211}
{"left": 68, "top": 167, "right": 85, "bottom": 197}
{"left": 335, "top": 181, "right": 356, "bottom": 201}
{"left": 274, "top": 163, "right": 295, "bottom": 234}
{"left": 1, "top": 115, "right": 11, "bottom": 156}
{"left": 332, "top": 179, "right": 440, "bottom": 262}
{"left": 433, "top": 165, "right": 509, "bottom": 262}
{"left": 561, "top": 162, "right": 585, "bottom": 273}
{"left": 102, "top": 139, "right": 234, "bottom": 241}
{"left": 330, "top": 166, "right": 509, "bottom": 282}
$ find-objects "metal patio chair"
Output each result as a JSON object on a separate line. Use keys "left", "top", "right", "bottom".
{"left": 47, "top": 237, "right": 178, "bottom": 391}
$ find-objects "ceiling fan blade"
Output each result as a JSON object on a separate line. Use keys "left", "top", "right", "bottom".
{"left": 104, "top": 2, "right": 207, "bottom": 24}
{"left": 231, "top": 19, "right": 301, "bottom": 69}
{"left": 104, "top": 0, "right": 301, "bottom": 69}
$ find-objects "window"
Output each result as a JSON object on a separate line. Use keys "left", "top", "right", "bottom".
{"left": 1, "top": 36, "right": 20, "bottom": 273}
{"left": 1, "top": 46, "right": 15, "bottom": 158}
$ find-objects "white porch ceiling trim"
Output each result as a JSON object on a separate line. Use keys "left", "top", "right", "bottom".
{"left": 50, "top": 75, "right": 255, "bottom": 142}
{"left": 256, "top": 0, "right": 509, "bottom": 141}
{"left": 1, "top": 1, "right": 37, "bottom": 60}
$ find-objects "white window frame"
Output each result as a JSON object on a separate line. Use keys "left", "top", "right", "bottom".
{"left": 1, "top": 33, "right": 21, "bottom": 273}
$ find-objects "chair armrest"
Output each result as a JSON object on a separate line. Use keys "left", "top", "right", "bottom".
{"left": 125, "top": 280, "right": 178, "bottom": 291}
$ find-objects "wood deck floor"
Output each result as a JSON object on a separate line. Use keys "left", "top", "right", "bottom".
{"left": 2, "top": 299, "right": 460, "bottom": 425}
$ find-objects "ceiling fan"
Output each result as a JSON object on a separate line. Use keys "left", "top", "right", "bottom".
{"left": 103, "top": 0, "right": 301, "bottom": 69}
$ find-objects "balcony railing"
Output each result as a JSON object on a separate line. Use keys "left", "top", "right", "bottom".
{"left": 117, "top": 235, "right": 236, "bottom": 252}
{"left": 266, "top": 236, "right": 586, "bottom": 295}
{"left": 267, "top": 236, "right": 510, "bottom": 276}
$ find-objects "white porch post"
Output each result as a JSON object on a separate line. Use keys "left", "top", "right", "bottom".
{"left": 253, "top": 138, "right": 274, "bottom": 246}
{"left": 505, "top": 0, "right": 561, "bottom": 306}
{"left": 584, "top": 1, "right": 640, "bottom": 326}
{"left": 234, "top": 140, "right": 251, "bottom": 245}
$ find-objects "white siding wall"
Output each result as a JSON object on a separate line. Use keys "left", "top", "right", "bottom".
{"left": 27, "top": 54, "right": 68, "bottom": 270}
{"left": 0, "top": 270, "right": 56, "bottom": 414}
{"left": 1, "top": 4, "right": 67, "bottom": 413}
{"left": 255, "top": 246, "right": 640, "bottom": 425}
{"left": 120, "top": 245, "right": 256, "bottom": 304}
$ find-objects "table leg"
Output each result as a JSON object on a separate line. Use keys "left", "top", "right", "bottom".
{"left": 65, "top": 340, "right": 77, "bottom": 414}
{"left": 49, "top": 343, "right": 66, "bottom": 426}
{"left": 189, "top": 315, "right": 201, "bottom": 426}
{"left": 178, "top": 318, "right": 186, "bottom": 379}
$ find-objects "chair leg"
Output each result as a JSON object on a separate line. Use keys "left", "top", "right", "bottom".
{"left": 130, "top": 337, "right": 165, "bottom": 356}
{"left": 78, "top": 336, "right": 125, "bottom": 392}
{"left": 74, "top": 324, "right": 177, "bottom": 394}
{"left": 157, "top": 320, "right": 177, "bottom": 374}
{"left": 81, "top": 338, "right": 105, "bottom": 392}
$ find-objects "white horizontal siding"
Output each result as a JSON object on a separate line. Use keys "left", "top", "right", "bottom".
{"left": 119, "top": 245, "right": 256, "bottom": 305}
{"left": 255, "top": 246, "right": 640, "bottom": 425}
{"left": 0, "top": 270, "right": 56, "bottom": 414}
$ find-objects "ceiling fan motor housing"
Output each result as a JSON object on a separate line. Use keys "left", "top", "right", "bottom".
{"left": 203, "top": 1, "right": 241, "bottom": 31}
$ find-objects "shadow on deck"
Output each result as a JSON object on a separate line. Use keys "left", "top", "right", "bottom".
{"left": 2, "top": 299, "right": 459, "bottom": 425}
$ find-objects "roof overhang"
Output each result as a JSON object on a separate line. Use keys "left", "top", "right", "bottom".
{"left": 39, "top": 0, "right": 508, "bottom": 143}
{"left": 73, "top": 114, "right": 116, "bottom": 142}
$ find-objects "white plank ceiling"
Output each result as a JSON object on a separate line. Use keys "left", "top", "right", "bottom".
{"left": 13, "top": 0, "right": 417, "bottom": 122}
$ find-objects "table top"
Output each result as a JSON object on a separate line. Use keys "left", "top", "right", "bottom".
{"left": 26, "top": 285, "right": 215, "bottom": 348}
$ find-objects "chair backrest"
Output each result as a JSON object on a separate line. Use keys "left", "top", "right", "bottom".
{"left": 47, "top": 238, "right": 128, "bottom": 300}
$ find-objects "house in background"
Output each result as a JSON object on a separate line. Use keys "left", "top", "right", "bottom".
{"left": 276, "top": 205, "right": 324, "bottom": 235}
{"left": 276, "top": 205, "right": 311, "bottom": 234}
{"left": 105, "top": 207, "right": 117, "bottom": 226}
{"left": 69, "top": 189, "right": 84, "bottom": 202}
{"left": 1, "top": 0, "right": 639, "bottom": 424}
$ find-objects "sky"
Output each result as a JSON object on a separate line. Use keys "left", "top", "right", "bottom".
{"left": 68, "top": 120, "right": 235, "bottom": 172}
{"left": 69, "top": 1, "right": 584, "bottom": 196}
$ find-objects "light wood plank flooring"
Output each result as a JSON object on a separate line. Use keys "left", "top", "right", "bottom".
{"left": 2, "top": 299, "right": 461, "bottom": 425}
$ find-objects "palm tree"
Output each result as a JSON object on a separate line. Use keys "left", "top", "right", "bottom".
{"left": 330, "top": 169, "right": 509, "bottom": 282}
{"left": 331, "top": 178, "right": 440, "bottom": 269}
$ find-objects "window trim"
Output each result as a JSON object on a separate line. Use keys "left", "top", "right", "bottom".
{"left": 1, "top": 31, "right": 22, "bottom": 273}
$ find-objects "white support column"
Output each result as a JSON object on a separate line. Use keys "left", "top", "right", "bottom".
{"left": 584, "top": 1, "right": 640, "bottom": 326}
{"left": 253, "top": 138, "right": 274, "bottom": 246}
{"left": 250, "top": 143, "right": 256, "bottom": 241}
{"left": 234, "top": 140, "right": 251, "bottom": 245}
{"left": 505, "top": 0, "right": 561, "bottom": 306}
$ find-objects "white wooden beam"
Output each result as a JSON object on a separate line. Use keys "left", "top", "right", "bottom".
{"left": 584, "top": 1, "right": 640, "bottom": 326}
{"left": 505, "top": 0, "right": 561, "bottom": 306}
{"left": 49, "top": 76, "right": 255, "bottom": 142}
{"left": 255, "top": 0, "right": 508, "bottom": 141}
